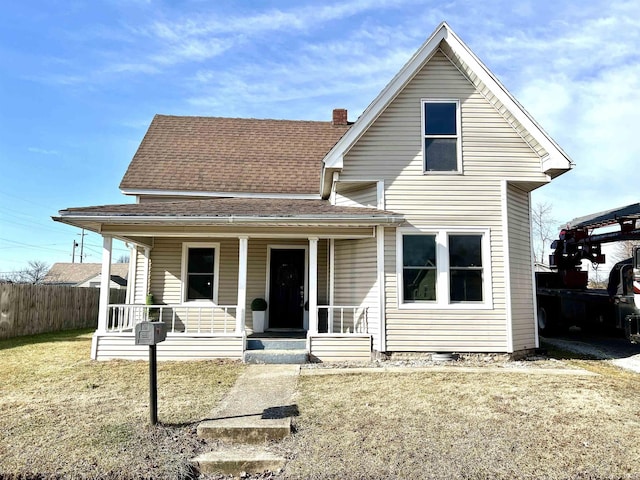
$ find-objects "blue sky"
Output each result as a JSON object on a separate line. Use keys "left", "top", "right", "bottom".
{"left": 1, "top": 0, "right": 639, "bottom": 274}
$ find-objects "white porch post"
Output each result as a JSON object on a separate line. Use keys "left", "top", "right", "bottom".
{"left": 328, "top": 238, "right": 335, "bottom": 334}
{"left": 308, "top": 237, "right": 319, "bottom": 335}
{"left": 236, "top": 236, "right": 248, "bottom": 334}
{"left": 376, "top": 226, "right": 386, "bottom": 352}
{"left": 97, "top": 236, "right": 113, "bottom": 333}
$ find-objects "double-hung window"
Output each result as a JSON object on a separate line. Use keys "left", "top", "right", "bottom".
{"left": 422, "top": 100, "right": 461, "bottom": 173}
{"left": 402, "top": 235, "right": 437, "bottom": 302}
{"left": 182, "top": 243, "right": 220, "bottom": 302}
{"left": 398, "top": 229, "right": 491, "bottom": 308}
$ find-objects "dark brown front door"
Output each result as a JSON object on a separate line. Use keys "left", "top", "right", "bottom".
{"left": 268, "top": 249, "right": 305, "bottom": 329}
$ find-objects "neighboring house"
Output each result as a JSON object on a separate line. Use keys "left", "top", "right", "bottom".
{"left": 54, "top": 23, "right": 572, "bottom": 362}
{"left": 44, "top": 263, "right": 129, "bottom": 289}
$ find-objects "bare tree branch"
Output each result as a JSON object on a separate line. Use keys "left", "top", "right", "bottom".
{"left": 531, "top": 202, "right": 558, "bottom": 265}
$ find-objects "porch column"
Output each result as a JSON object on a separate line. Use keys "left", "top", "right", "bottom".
{"left": 97, "top": 235, "right": 113, "bottom": 333}
{"left": 236, "top": 236, "right": 248, "bottom": 334}
{"left": 308, "top": 237, "right": 319, "bottom": 335}
{"left": 328, "top": 238, "right": 335, "bottom": 334}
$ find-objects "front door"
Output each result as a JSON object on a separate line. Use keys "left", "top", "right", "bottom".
{"left": 268, "top": 249, "right": 305, "bottom": 329}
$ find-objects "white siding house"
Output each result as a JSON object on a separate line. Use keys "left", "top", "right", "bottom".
{"left": 54, "top": 22, "right": 572, "bottom": 361}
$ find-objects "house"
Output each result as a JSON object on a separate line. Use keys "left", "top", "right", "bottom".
{"left": 43, "top": 263, "right": 129, "bottom": 289}
{"left": 53, "top": 22, "right": 572, "bottom": 362}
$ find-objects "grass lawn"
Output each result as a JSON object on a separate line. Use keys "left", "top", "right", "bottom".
{"left": 0, "top": 330, "right": 245, "bottom": 479}
{"left": 280, "top": 359, "right": 640, "bottom": 480}
{"left": 4, "top": 331, "right": 640, "bottom": 480}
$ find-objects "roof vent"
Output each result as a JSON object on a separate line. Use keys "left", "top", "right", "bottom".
{"left": 332, "top": 108, "right": 348, "bottom": 125}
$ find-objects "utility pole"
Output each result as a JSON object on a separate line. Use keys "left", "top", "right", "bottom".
{"left": 72, "top": 240, "right": 79, "bottom": 263}
{"left": 77, "top": 229, "right": 87, "bottom": 263}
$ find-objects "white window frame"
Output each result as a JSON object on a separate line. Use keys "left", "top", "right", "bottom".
{"left": 181, "top": 242, "right": 220, "bottom": 304}
{"left": 421, "top": 99, "right": 462, "bottom": 174}
{"left": 396, "top": 227, "right": 492, "bottom": 310}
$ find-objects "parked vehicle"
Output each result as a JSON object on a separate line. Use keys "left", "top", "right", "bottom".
{"left": 536, "top": 203, "right": 640, "bottom": 341}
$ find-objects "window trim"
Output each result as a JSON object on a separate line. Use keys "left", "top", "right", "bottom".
{"left": 396, "top": 227, "right": 493, "bottom": 310}
{"left": 181, "top": 242, "right": 221, "bottom": 304}
{"left": 421, "top": 99, "right": 462, "bottom": 174}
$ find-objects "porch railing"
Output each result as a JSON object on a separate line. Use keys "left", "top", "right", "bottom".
{"left": 107, "top": 304, "right": 238, "bottom": 334}
{"left": 317, "top": 305, "right": 369, "bottom": 334}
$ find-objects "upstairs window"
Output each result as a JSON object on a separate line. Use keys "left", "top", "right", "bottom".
{"left": 422, "top": 100, "right": 461, "bottom": 173}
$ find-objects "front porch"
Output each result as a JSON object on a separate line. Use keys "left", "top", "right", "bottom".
{"left": 96, "top": 302, "right": 373, "bottom": 363}
{"left": 91, "top": 229, "right": 386, "bottom": 362}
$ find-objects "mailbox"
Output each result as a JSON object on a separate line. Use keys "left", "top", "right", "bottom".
{"left": 135, "top": 321, "right": 167, "bottom": 345}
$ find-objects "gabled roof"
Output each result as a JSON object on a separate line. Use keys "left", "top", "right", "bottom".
{"left": 119, "top": 115, "right": 351, "bottom": 196}
{"left": 322, "top": 22, "right": 573, "bottom": 186}
{"left": 43, "top": 263, "right": 129, "bottom": 286}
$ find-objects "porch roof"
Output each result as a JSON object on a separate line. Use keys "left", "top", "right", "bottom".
{"left": 53, "top": 197, "right": 404, "bottom": 232}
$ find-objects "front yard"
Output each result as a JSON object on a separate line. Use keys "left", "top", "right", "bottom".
{"left": 2, "top": 331, "right": 640, "bottom": 479}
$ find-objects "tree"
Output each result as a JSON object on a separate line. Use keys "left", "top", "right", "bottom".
{"left": 6, "top": 260, "right": 51, "bottom": 284}
{"left": 115, "top": 254, "right": 130, "bottom": 263}
{"left": 531, "top": 201, "right": 558, "bottom": 265}
{"left": 609, "top": 240, "right": 640, "bottom": 265}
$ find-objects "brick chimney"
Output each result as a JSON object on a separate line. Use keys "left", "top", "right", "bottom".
{"left": 332, "top": 108, "right": 348, "bottom": 125}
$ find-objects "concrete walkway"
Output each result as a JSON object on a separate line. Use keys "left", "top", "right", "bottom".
{"left": 192, "top": 364, "right": 300, "bottom": 475}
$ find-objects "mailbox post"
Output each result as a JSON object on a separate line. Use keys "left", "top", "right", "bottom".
{"left": 135, "top": 321, "right": 167, "bottom": 425}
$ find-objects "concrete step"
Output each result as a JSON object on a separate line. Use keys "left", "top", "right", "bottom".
{"left": 197, "top": 416, "right": 291, "bottom": 444}
{"left": 246, "top": 338, "right": 307, "bottom": 351}
{"left": 192, "top": 445, "right": 286, "bottom": 476}
{"left": 244, "top": 349, "right": 308, "bottom": 364}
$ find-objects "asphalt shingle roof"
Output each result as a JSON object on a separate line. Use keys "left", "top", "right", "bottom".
{"left": 119, "top": 115, "right": 351, "bottom": 195}
{"left": 43, "top": 263, "right": 129, "bottom": 285}
{"left": 59, "top": 198, "right": 401, "bottom": 219}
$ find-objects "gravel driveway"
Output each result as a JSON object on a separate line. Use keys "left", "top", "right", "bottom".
{"left": 542, "top": 332, "right": 640, "bottom": 373}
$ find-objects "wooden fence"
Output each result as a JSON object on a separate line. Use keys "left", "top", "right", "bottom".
{"left": 0, "top": 284, "right": 126, "bottom": 340}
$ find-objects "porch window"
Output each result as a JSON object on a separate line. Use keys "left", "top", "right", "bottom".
{"left": 397, "top": 229, "right": 491, "bottom": 309}
{"left": 422, "top": 100, "right": 461, "bottom": 173}
{"left": 182, "top": 243, "right": 220, "bottom": 302}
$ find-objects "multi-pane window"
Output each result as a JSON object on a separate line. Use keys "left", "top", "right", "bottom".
{"left": 449, "top": 235, "right": 483, "bottom": 302}
{"left": 182, "top": 243, "right": 219, "bottom": 302}
{"left": 423, "top": 100, "right": 460, "bottom": 172}
{"left": 399, "top": 230, "right": 488, "bottom": 307}
{"left": 402, "top": 235, "right": 437, "bottom": 302}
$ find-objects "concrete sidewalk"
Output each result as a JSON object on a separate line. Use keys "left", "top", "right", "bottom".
{"left": 192, "top": 364, "right": 300, "bottom": 475}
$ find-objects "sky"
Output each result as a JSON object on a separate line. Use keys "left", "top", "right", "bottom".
{"left": 1, "top": 0, "right": 640, "bottom": 275}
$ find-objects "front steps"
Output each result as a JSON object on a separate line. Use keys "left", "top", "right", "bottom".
{"left": 244, "top": 337, "right": 309, "bottom": 364}
{"left": 192, "top": 365, "right": 299, "bottom": 476}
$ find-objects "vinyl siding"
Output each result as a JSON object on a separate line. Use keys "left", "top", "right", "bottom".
{"left": 507, "top": 184, "right": 537, "bottom": 351}
{"left": 94, "top": 334, "right": 244, "bottom": 360}
{"left": 334, "top": 183, "right": 378, "bottom": 208}
{"left": 146, "top": 236, "right": 327, "bottom": 332}
{"left": 309, "top": 335, "right": 372, "bottom": 362}
{"left": 338, "top": 49, "right": 549, "bottom": 352}
{"left": 334, "top": 237, "right": 379, "bottom": 341}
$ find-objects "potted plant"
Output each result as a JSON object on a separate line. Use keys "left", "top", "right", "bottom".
{"left": 251, "top": 298, "right": 267, "bottom": 333}
{"left": 146, "top": 293, "right": 160, "bottom": 321}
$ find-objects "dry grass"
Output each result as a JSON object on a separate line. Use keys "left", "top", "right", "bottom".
{"left": 280, "top": 364, "right": 640, "bottom": 480}
{"left": 0, "top": 329, "right": 245, "bottom": 479}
